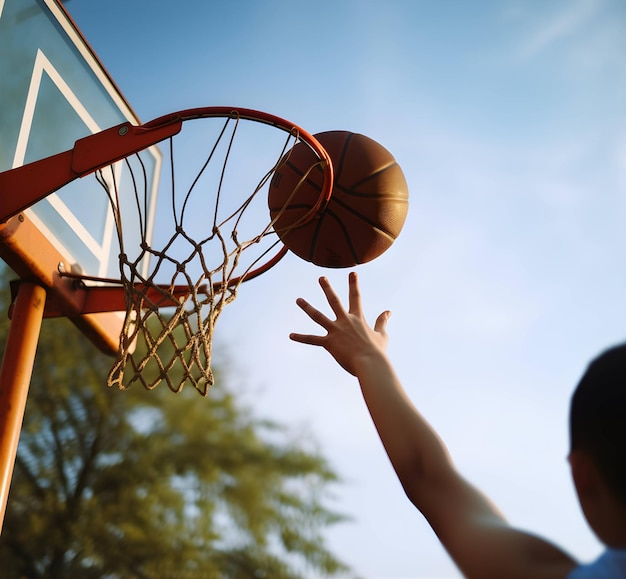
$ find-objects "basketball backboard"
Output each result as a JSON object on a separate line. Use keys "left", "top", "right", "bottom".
{"left": 0, "top": 0, "right": 160, "bottom": 353}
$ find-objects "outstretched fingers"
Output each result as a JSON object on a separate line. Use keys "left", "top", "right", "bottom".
{"left": 317, "top": 276, "right": 348, "bottom": 319}
{"left": 289, "top": 297, "right": 330, "bottom": 346}
{"left": 289, "top": 331, "right": 325, "bottom": 346}
{"left": 289, "top": 276, "right": 349, "bottom": 347}
{"left": 347, "top": 271, "right": 363, "bottom": 316}
{"left": 295, "top": 296, "right": 332, "bottom": 327}
{"left": 291, "top": 274, "right": 392, "bottom": 376}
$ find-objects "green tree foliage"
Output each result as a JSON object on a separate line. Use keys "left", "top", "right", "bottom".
{"left": 0, "top": 273, "right": 349, "bottom": 578}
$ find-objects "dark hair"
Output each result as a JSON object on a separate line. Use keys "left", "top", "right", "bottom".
{"left": 570, "top": 343, "right": 626, "bottom": 506}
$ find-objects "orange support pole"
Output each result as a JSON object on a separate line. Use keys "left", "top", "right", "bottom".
{"left": 0, "top": 282, "right": 46, "bottom": 533}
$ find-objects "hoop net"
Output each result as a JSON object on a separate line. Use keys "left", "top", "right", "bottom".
{"left": 93, "top": 108, "right": 332, "bottom": 395}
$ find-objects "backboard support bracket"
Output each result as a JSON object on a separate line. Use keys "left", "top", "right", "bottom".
{"left": 0, "top": 118, "right": 182, "bottom": 223}
{"left": 0, "top": 214, "right": 121, "bottom": 354}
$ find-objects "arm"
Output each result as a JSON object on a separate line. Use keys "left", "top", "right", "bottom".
{"left": 290, "top": 273, "right": 577, "bottom": 579}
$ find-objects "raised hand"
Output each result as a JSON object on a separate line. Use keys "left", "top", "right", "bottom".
{"left": 290, "top": 272, "right": 390, "bottom": 376}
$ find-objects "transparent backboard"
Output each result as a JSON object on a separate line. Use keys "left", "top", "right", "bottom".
{"left": 0, "top": 0, "right": 160, "bottom": 351}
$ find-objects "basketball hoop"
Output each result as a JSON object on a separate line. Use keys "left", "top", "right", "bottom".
{"left": 0, "top": 107, "right": 334, "bottom": 394}
{"left": 103, "top": 108, "right": 333, "bottom": 394}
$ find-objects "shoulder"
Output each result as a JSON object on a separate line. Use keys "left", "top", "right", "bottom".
{"left": 567, "top": 550, "right": 626, "bottom": 579}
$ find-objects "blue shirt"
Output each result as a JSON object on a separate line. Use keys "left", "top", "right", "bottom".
{"left": 568, "top": 550, "right": 626, "bottom": 578}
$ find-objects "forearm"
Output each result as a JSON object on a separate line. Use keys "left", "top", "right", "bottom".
{"left": 354, "top": 351, "right": 455, "bottom": 507}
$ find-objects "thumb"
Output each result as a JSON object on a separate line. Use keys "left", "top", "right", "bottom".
{"left": 374, "top": 310, "right": 391, "bottom": 335}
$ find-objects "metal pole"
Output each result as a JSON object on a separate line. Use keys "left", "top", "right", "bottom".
{"left": 0, "top": 282, "right": 46, "bottom": 533}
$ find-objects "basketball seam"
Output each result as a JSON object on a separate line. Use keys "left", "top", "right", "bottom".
{"left": 311, "top": 211, "right": 360, "bottom": 265}
{"left": 308, "top": 217, "right": 323, "bottom": 263}
{"left": 348, "top": 162, "right": 403, "bottom": 191}
{"left": 335, "top": 133, "right": 353, "bottom": 183}
{"left": 334, "top": 182, "right": 409, "bottom": 199}
{"left": 330, "top": 198, "right": 400, "bottom": 240}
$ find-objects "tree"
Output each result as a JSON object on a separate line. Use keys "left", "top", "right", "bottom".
{"left": 0, "top": 271, "right": 349, "bottom": 578}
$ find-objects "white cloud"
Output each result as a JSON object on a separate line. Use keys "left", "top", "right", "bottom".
{"left": 516, "top": 0, "right": 604, "bottom": 60}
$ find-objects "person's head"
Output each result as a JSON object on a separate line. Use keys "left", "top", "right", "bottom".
{"left": 569, "top": 343, "right": 626, "bottom": 546}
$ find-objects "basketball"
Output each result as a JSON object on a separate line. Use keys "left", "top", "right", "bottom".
{"left": 268, "top": 131, "right": 409, "bottom": 268}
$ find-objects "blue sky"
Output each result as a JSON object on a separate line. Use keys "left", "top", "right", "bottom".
{"left": 63, "top": 1, "right": 626, "bottom": 577}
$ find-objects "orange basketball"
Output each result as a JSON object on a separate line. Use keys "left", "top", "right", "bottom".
{"left": 268, "top": 131, "right": 409, "bottom": 268}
